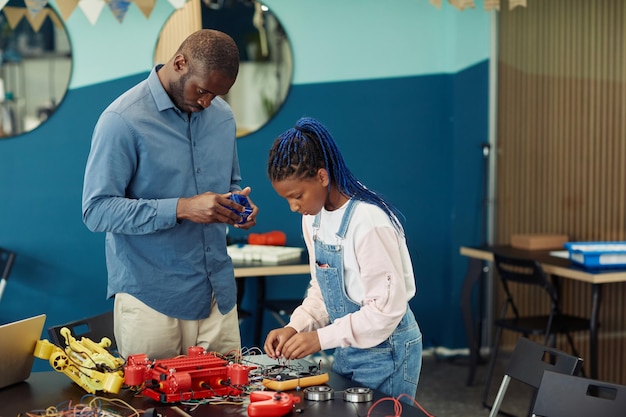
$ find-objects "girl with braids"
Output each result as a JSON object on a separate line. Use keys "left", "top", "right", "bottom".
{"left": 264, "top": 117, "right": 422, "bottom": 401}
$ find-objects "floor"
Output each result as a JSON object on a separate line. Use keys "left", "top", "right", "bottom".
{"left": 414, "top": 351, "right": 535, "bottom": 417}
{"left": 312, "top": 348, "right": 533, "bottom": 417}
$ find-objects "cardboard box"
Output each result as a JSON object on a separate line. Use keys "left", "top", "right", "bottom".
{"left": 510, "top": 234, "right": 569, "bottom": 250}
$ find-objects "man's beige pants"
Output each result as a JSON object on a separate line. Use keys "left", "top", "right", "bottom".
{"left": 114, "top": 292, "right": 241, "bottom": 359}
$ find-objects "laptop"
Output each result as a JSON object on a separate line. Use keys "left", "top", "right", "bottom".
{"left": 0, "top": 314, "right": 46, "bottom": 389}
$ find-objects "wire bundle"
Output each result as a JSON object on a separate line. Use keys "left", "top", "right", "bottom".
{"left": 22, "top": 396, "right": 141, "bottom": 417}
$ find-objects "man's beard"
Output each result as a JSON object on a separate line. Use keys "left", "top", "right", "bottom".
{"left": 169, "top": 73, "right": 203, "bottom": 113}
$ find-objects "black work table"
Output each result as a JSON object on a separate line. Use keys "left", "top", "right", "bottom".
{"left": 0, "top": 363, "right": 431, "bottom": 417}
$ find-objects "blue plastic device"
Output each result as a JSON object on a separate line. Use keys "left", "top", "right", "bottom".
{"left": 228, "top": 194, "right": 253, "bottom": 224}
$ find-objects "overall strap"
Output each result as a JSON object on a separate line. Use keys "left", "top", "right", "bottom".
{"left": 312, "top": 198, "right": 359, "bottom": 239}
{"left": 336, "top": 199, "right": 358, "bottom": 239}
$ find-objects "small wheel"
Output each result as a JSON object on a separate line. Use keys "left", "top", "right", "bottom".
{"left": 50, "top": 351, "right": 69, "bottom": 371}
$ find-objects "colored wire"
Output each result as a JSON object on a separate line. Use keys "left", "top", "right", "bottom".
{"left": 22, "top": 396, "right": 144, "bottom": 417}
{"left": 366, "top": 394, "right": 435, "bottom": 417}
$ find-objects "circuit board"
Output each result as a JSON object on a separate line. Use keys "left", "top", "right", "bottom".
{"left": 262, "top": 372, "right": 329, "bottom": 391}
{"left": 254, "top": 360, "right": 330, "bottom": 391}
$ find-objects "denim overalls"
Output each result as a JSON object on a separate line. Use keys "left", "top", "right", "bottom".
{"left": 312, "top": 199, "right": 422, "bottom": 400}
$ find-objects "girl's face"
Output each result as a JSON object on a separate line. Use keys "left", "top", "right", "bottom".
{"left": 272, "top": 169, "right": 329, "bottom": 216}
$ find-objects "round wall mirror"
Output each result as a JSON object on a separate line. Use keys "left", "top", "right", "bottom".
{"left": 155, "top": 0, "right": 293, "bottom": 138}
{"left": 0, "top": 1, "right": 72, "bottom": 138}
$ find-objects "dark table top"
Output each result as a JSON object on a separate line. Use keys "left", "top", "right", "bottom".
{"left": 0, "top": 366, "right": 431, "bottom": 417}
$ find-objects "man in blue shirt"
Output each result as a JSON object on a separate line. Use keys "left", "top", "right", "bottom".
{"left": 82, "top": 29, "right": 258, "bottom": 359}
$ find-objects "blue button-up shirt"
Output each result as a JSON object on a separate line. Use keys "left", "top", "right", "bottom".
{"left": 82, "top": 66, "right": 241, "bottom": 320}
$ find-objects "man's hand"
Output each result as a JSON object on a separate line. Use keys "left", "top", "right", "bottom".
{"left": 232, "top": 187, "right": 258, "bottom": 230}
{"left": 176, "top": 186, "right": 259, "bottom": 226}
{"left": 176, "top": 192, "right": 243, "bottom": 224}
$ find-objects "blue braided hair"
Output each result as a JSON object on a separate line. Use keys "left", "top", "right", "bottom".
{"left": 267, "top": 117, "right": 405, "bottom": 233}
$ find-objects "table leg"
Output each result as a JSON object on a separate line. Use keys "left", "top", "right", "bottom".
{"left": 589, "top": 283, "right": 602, "bottom": 379}
{"left": 460, "top": 257, "right": 487, "bottom": 386}
{"left": 255, "top": 276, "right": 267, "bottom": 347}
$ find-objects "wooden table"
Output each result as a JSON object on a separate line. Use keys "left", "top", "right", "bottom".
{"left": 460, "top": 245, "right": 626, "bottom": 384}
{"left": 234, "top": 262, "right": 310, "bottom": 279}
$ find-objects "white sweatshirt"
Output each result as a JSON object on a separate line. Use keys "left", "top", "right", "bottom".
{"left": 286, "top": 200, "right": 417, "bottom": 350}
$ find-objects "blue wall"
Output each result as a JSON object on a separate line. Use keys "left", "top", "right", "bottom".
{"left": 0, "top": 0, "right": 491, "bottom": 362}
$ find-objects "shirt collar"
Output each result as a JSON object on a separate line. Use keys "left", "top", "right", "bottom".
{"left": 148, "top": 64, "right": 177, "bottom": 112}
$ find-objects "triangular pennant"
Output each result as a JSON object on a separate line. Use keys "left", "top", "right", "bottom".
{"left": 56, "top": 0, "right": 80, "bottom": 21}
{"left": 429, "top": 0, "right": 442, "bottom": 8}
{"left": 24, "top": 0, "right": 48, "bottom": 19}
{"left": 448, "top": 0, "right": 475, "bottom": 10}
{"left": 78, "top": 0, "right": 105, "bottom": 25}
{"left": 2, "top": 6, "right": 26, "bottom": 29}
{"left": 48, "top": 7, "right": 64, "bottom": 29}
{"left": 24, "top": 6, "right": 49, "bottom": 32}
{"left": 509, "top": 0, "right": 527, "bottom": 9}
{"left": 133, "top": 0, "right": 156, "bottom": 19}
{"left": 168, "top": 0, "right": 188, "bottom": 10}
{"left": 484, "top": 0, "right": 500, "bottom": 10}
{"left": 108, "top": 0, "right": 132, "bottom": 23}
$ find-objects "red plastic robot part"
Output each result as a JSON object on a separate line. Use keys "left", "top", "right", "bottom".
{"left": 248, "top": 391, "right": 301, "bottom": 417}
{"left": 123, "top": 348, "right": 256, "bottom": 403}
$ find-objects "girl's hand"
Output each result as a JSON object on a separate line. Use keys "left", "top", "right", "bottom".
{"left": 280, "top": 331, "right": 321, "bottom": 360}
{"left": 264, "top": 326, "right": 297, "bottom": 358}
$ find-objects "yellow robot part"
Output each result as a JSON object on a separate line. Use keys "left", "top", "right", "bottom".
{"left": 33, "top": 328, "right": 124, "bottom": 394}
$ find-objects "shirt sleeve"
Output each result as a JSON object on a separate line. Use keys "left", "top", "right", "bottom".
{"left": 316, "top": 225, "right": 410, "bottom": 350}
{"left": 228, "top": 134, "right": 243, "bottom": 193}
{"left": 82, "top": 111, "right": 178, "bottom": 235}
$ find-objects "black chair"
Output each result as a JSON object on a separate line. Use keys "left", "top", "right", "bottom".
{"left": 488, "top": 337, "right": 583, "bottom": 417}
{"left": 0, "top": 247, "right": 16, "bottom": 303}
{"left": 482, "top": 254, "right": 591, "bottom": 412}
{"left": 47, "top": 310, "right": 116, "bottom": 351}
{"left": 532, "top": 370, "right": 626, "bottom": 417}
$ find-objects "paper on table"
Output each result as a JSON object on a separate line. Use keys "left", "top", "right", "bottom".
{"left": 227, "top": 244, "right": 304, "bottom": 263}
{"left": 549, "top": 250, "right": 569, "bottom": 259}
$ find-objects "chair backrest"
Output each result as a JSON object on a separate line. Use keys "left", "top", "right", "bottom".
{"left": 506, "top": 337, "right": 583, "bottom": 388}
{"left": 0, "top": 248, "right": 16, "bottom": 303}
{"left": 47, "top": 310, "right": 116, "bottom": 350}
{"left": 493, "top": 254, "right": 559, "bottom": 313}
{"left": 489, "top": 338, "right": 583, "bottom": 417}
{"left": 533, "top": 370, "right": 626, "bottom": 417}
{"left": 494, "top": 253, "right": 555, "bottom": 293}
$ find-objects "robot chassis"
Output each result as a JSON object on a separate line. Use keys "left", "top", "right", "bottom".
{"left": 34, "top": 327, "right": 125, "bottom": 394}
{"left": 124, "top": 346, "right": 255, "bottom": 403}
